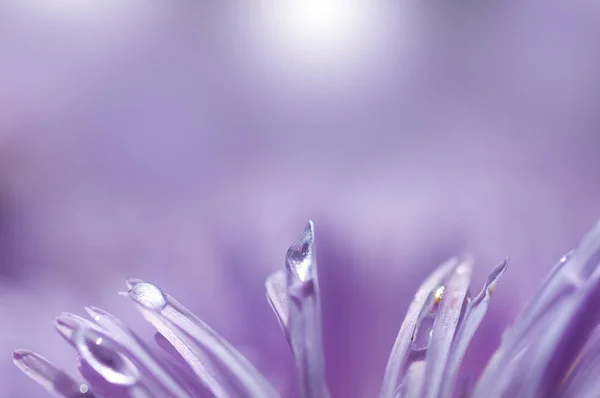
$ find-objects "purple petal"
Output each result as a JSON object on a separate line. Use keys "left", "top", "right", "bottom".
{"left": 12, "top": 349, "right": 95, "bottom": 397}
{"left": 476, "top": 220, "right": 600, "bottom": 397}
{"left": 55, "top": 310, "right": 190, "bottom": 397}
{"left": 77, "top": 358, "right": 131, "bottom": 398}
{"left": 265, "top": 270, "right": 290, "bottom": 339}
{"left": 124, "top": 280, "right": 279, "bottom": 397}
{"left": 284, "top": 221, "right": 330, "bottom": 398}
{"left": 559, "top": 327, "right": 600, "bottom": 397}
{"left": 438, "top": 258, "right": 508, "bottom": 397}
{"left": 136, "top": 303, "right": 230, "bottom": 396}
{"left": 512, "top": 222, "right": 600, "bottom": 344}
{"left": 523, "top": 265, "right": 600, "bottom": 397}
{"left": 55, "top": 312, "right": 102, "bottom": 346}
{"left": 399, "top": 360, "right": 426, "bottom": 398}
{"left": 380, "top": 257, "right": 459, "bottom": 398}
{"left": 82, "top": 306, "right": 193, "bottom": 397}
{"left": 423, "top": 257, "right": 473, "bottom": 398}
{"left": 153, "top": 333, "right": 210, "bottom": 396}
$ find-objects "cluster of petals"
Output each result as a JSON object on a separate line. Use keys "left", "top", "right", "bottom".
{"left": 13, "top": 220, "right": 600, "bottom": 398}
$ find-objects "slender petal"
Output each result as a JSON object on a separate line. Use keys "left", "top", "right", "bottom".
{"left": 136, "top": 304, "right": 230, "bottom": 396}
{"left": 475, "top": 220, "right": 600, "bottom": 397}
{"left": 12, "top": 349, "right": 96, "bottom": 397}
{"left": 266, "top": 270, "right": 290, "bottom": 340}
{"left": 82, "top": 306, "right": 193, "bottom": 397}
{"left": 438, "top": 259, "right": 509, "bottom": 397}
{"left": 55, "top": 312, "right": 190, "bottom": 397}
{"left": 380, "top": 257, "right": 459, "bottom": 398}
{"left": 55, "top": 312, "right": 103, "bottom": 345}
{"left": 521, "top": 266, "right": 600, "bottom": 397}
{"left": 284, "top": 221, "right": 330, "bottom": 398}
{"left": 14, "top": 220, "right": 600, "bottom": 398}
{"left": 559, "top": 327, "right": 600, "bottom": 397}
{"left": 123, "top": 280, "right": 279, "bottom": 397}
{"left": 423, "top": 257, "right": 473, "bottom": 398}
{"left": 400, "top": 360, "right": 426, "bottom": 398}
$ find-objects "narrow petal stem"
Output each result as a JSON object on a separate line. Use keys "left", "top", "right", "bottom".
{"left": 438, "top": 259, "right": 508, "bottom": 397}
{"left": 380, "top": 257, "right": 459, "bottom": 398}
{"left": 423, "top": 257, "right": 473, "bottom": 398}
{"left": 124, "top": 280, "right": 280, "bottom": 397}
{"left": 283, "top": 221, "right": 330, "bottom": 398}
{"left": 12, "top": 349, "right": 96, "bottom": 398}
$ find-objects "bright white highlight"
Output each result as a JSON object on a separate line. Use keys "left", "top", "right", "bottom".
{"left": 249, "top": 0, "right": 389, "bottom": 76}
{"left": 272, "top": 0, "right": 364, "bottom": 59}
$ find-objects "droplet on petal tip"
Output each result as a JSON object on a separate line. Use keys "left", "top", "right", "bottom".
{"left": 124, "top": 281, "right": 168, "bottom": 310}
{"left": 285, "top": 220, "right": 316, "bottom": 284}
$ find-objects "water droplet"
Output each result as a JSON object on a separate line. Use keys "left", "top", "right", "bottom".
{"left": 411, "top": 314, "right": 435, "bottom": 351}
{"left": 410, "top": 284, "right": 446, "bottom": 351}
{"left": 127, "top": 282, "right": 167, "bottom": 310}
{"left": 74, "top": 328, "right": 140, "bottom": 386}
{"left": 286, "top": 221, "right": 315, "bottom": 283}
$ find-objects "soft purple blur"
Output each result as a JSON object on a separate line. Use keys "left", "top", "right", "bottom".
{"left": 1, "top": 1, "right": 600, "bottom": 397}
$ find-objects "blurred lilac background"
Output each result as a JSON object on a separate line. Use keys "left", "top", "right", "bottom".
{"left": 1, "top": 1, "right": 600, "bottom": 397}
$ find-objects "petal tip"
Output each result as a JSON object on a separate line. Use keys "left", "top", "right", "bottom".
{"left": 286, "top": 222, "right": 316, "bottom": 283}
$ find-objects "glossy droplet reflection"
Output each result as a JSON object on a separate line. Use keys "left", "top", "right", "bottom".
{"left": 75, "top": 328, "right": 140, "bottom": 386}
{"left": 127, "top": 282, "right": 167, "bottom": 310}
{"left": 411, "top": 285, "right": 446, "bottom": 352}
{"left": 286, "top": 221, "right": 315, "bottom": 283}
{"left": 411, "top": 315, "right": 435, "bottom": 351}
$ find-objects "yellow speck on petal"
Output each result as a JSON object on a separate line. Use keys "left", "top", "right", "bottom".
{"left": 434, "top": 286, "right": 445, "bottom": 304}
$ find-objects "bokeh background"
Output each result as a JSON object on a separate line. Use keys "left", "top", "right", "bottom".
{"left": 1, "top": 1, "right": 599, "bottom": 397}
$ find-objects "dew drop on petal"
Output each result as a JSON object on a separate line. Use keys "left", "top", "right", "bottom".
{"left": 411, "top": 314, "right": 436, "bottom": 351}
{"left": 410, "top": 284, "right": 447, "bottom": 352}
{"left": 127, "top": 282, "right": 167, "bottom": 310}
{"left": 285, "top": 221, "right": 315, "bottom": 283}
{"left": 74, "top": 328, "right": 140, "bottom": 386}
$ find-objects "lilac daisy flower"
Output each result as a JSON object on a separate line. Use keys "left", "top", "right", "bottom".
{"left": 12, "top": 219, "right": 600, "bottom": 397}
